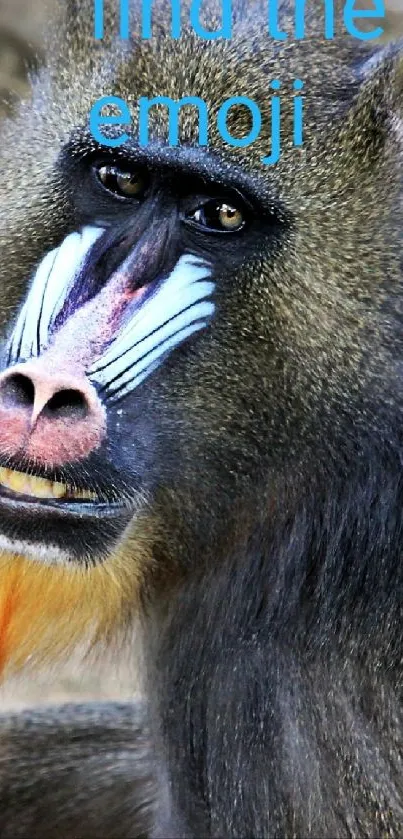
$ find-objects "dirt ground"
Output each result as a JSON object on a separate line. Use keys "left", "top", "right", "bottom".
{"left": 0, "top": 0, "right": 401, "bottom": 710}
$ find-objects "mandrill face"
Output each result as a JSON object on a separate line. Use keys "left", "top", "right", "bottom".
{"left": 0, "top": 215, "right": 215, "bottom": 564}
{"left": 0, "top": 147, "right": 268, "bottom": 566}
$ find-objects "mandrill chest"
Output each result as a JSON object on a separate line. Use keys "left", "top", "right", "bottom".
{"left": 0, "top": 548, "right": 137, "bottom": 676}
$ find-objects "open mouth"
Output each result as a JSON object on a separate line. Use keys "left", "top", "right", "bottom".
{"left": 0, "top": 466, "right": 98, "bottom": 502}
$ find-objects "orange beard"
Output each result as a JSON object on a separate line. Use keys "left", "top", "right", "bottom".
{"left": 0, "top": 546, "right": 143, "bottom": 678}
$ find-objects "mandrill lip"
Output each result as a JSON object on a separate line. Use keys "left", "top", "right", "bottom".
{"left": 0, "top": 492, "right": 133, "bottom": 563}
{"left": 0, "top": 486, "right": 126, "bottom": 518}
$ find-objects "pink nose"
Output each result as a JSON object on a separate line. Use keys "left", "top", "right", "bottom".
{"left": 0, "top": 359, "right": 106, "bottom": 466}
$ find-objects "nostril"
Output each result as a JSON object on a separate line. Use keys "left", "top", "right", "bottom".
{"left": 0, "top": 372, "right": 90, "bottom": 421}
{"left": 0, "top": 373, "right": 35, "bottom": 409}
{"left": 0, "top": 362, "right": 100, "bottom": 431}
{"left": 0, "top": 362, "right": 106, "bottom": 463}
{"left": 44, "top": 389, "right": 89, "bottom": 421}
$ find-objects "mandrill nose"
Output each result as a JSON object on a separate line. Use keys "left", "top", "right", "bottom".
{"left": 0, "top": 367, "right": 92, "bottom": 425}
{"left": 0, "top": 359, "right": 106, "bottom": 466}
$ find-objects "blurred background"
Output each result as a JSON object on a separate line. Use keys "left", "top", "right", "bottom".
{"left": 0, "top": 0, "right": 401, "bottom": 708}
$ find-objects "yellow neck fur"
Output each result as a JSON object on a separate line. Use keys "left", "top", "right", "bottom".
{"left": 0, "top": 549, "right": 141, "bottom": 676}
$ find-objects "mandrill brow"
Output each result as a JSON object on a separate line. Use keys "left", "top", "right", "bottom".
{"left": 0, "top": 1, "right": 401, "bottom": 839}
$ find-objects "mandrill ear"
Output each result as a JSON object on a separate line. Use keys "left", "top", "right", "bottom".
{"left": 361, "top": 39, "right": 403, "bottom": 114}
{"left": 319, "top": 40, "right": 403, "bottom": 187}
{"left": 352, "top": 40, "right": 403, "bottom": 144}
{"left": 384, "top": 41, "right": 403, "bottom": 114}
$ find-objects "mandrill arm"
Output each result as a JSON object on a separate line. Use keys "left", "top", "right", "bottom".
{"left": 0, "top": 700, "right": 156, "bottom": 839}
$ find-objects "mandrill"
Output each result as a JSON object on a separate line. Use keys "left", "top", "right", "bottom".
{"left": 0, "top": 1, "right": 400, "bottom": 837}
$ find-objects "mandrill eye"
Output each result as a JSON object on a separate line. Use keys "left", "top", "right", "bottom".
{"left": 186, "top": 199, "right": 246, "bottom": 234}
{"left": 95, "top": 163, "right": 148, "bottom": 199}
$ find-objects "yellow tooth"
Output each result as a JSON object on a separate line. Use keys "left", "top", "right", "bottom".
{"left": 70, "top": 488, "right": 98, "bottom": 502}
{"left": 0, "top": 467, "right": 63, "bottom": 499}
{"left": 50, "top": 481, "right": 67, "bottom": 499}
{"left": 28, "top": 476, "right": 50, "bottom": 498}
{"left": 0, "top": 466, "right": 98, "bottom": 501}
{"left": 22, "top": 475, "right": 51, "bottom": 497}
{"left": 4, "top": 470, "right": 32, "bottom": 496}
